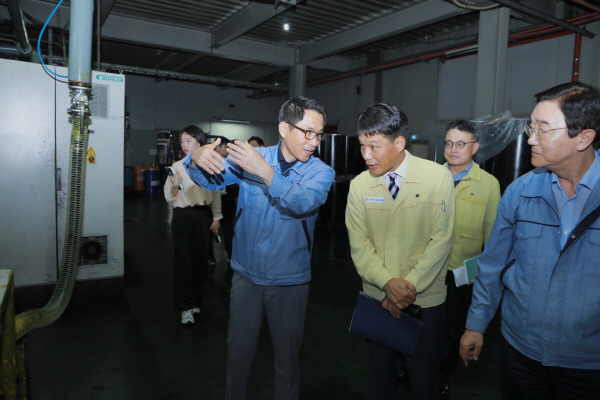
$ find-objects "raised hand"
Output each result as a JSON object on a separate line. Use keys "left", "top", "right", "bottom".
{"left": 190, "top": 138, "right": 226, "bottom": 174}
{"left": 226, "top": 140, "right": 274, "bottom": 185}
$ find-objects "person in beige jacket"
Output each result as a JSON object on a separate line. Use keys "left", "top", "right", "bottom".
{"left": 345, "top": 103, "right": 455, "bottom": 400}
{"left": 164, "top": 125, "right": 222, "bottom": 325}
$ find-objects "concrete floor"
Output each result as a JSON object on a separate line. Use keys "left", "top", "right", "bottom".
{"left": 15, "top": 193, "right": 502, "bottom": 399}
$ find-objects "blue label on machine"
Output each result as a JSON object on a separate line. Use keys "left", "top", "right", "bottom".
{"left": 95, "top": 74, "right": 124, "bottom": 83}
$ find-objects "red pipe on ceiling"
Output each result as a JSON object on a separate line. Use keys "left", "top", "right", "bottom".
{"left": 308, "top": 12, "right": 600, "bottom": 87}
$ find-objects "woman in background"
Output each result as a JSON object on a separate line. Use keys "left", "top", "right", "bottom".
{"left": 164, "top": 125, "right": 222, "bottom": 325}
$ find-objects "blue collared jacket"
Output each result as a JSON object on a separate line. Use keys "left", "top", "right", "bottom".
{"left": 466, "top": 166, "right": 600, "bottom": 369}
{"left": 184, "top": 144, "right": 335, "bottom": 285}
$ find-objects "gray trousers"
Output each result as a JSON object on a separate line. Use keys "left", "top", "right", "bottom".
{"left": 225, "top": 272, "right": 310, "bottom": 400}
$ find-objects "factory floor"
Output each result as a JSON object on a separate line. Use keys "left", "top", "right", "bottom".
{"left": 15, "top": 192, "right": 502, "bottom": 400}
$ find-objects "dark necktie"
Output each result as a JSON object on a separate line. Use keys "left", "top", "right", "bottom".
{"left": 388, "top": 172, "right": 399, "bottom": 200}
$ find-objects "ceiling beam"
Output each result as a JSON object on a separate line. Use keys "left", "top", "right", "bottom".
{"left": 221, "top": 63, "right": 282, "bottom": 81}
{"left": 14, "top": 0, "right": 297, "bottom": 67}
{"left": 211, "top": 2, "right": 286, "bottom": 48}
{"left": 99, "top": 0, "right": 115, "bottom": 27}
{"left": 493, "top": 0, "right": 594, "bottom": 38}
{"left": 299, "top": 0, "right": 463, "bottom": 63}
{"left": 11, "top": 0, "right": 410, "bottom": 76}
{"left": 102, "top": 14, "right": 298, "bottom": 67}
{"left": 18, "top": 0, "right": 71, "bottom": 29}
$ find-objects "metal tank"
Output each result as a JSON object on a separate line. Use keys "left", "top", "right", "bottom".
{"left": 479, "top": 132, "right": 534, "bottom": 193}
{"left": 317, "top": 134, "right": 365, "bottom": 222}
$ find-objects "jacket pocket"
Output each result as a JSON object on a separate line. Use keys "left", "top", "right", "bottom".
{"left": 587, "top": 227, "right": 600, "bottom": 246}
{"left": 513, "top": 220, "right": 545, "bottom": 266}
{"left": 499, "top": 259, "right": 516, "bottom": 283}
{"left": 301, "top": 220, "right": 311, "bottom": 253}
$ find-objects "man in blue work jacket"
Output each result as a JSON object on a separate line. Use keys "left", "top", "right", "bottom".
{"left": 460, "top": 82, "right": 600, "bottom": 399}
{"left": 185, "top": 96, "right": 334, "bottom": 400}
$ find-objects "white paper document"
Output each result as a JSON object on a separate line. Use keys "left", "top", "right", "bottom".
{"left": 452, "top": 255, "right": 479, "bottom": 287}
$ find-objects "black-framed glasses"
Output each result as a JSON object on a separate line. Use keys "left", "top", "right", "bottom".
{"left": 524, "top": 125, "right": 567, "bottom": 141}
{"left": 443, "top": 141, "right": 477, "bottom": 150}
{"left": 287, "top": 122, "right": 326, "bottom": 141}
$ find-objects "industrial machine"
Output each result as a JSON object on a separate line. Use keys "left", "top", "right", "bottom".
{"left": 0, "top": 59, "right": 125, "bottom": 286}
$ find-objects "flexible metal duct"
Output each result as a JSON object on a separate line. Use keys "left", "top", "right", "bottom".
{"left": 15, "top": 0, "right": 94, "bottom": 340}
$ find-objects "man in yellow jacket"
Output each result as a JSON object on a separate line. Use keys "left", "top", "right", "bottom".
{"left": 346, "top": 103, "right": 455, "bottom": 400}
{"left": 439, "top": 120, "right": 500, "bottom": 397}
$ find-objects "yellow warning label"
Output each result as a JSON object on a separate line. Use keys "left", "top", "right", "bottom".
{"left": 87, "top": 147, "right": 96, "bottom": 164}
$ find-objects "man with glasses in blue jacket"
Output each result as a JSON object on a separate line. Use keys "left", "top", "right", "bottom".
{"left": 460, "top": 82, "right": 600, "bottom": 399}
{"left": 185, "top": 96, "right": 334, "bottom": 400}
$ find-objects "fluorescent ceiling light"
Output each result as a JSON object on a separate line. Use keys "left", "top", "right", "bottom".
{"left": 220, "top": 119, "right": 251, "bottom": 124}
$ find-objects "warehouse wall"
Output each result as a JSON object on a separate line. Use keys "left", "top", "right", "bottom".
{"left": 125, "top": 21, "right": 600, "bottom": 165}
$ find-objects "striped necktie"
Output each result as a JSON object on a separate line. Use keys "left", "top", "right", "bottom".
{"left": 388, "top": 172, "right": 399, "bottom": 200}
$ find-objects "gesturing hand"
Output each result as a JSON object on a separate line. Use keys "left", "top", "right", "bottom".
{"left": 226, "top": 140, "right": 274, "bottom": 185}
{"left": 190, "top": 138, "right": 226, "bottom": 175}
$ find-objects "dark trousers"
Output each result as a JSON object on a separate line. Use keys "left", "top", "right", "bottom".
{"left": 367, "top": 303, "right": 446, "bottom": 400}
{"left": 171, "top": 206, "right": 212, "bottom": 311}
{"left": 501, "top": 336, "right": 600, "bottom": 400}
{"left": 440, "top": 271, "right": 472, "bottom": 382}
{"left": 225, "top": 272, "right": 309, "bottom": 400}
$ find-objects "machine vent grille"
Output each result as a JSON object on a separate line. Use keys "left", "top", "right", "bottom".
{"left": 79, "top": 235, "right": 108, "bottom": 266}
{"left": 90, "top": 84, "right": 109, "bottom": 119}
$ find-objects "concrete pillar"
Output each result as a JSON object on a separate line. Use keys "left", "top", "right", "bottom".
{"left": 368, "top": 50, "right": 383, "bottom": 103}
{"left": 474, "top": 7, "right": 509, "bottom": 117}
{"left": 289, "top": 63, "right": 306, "bottom": 97}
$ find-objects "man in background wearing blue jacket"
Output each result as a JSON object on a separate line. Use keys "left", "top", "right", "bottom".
{"left": 460, "top": 82, "right": 600, "bottom": 399}
{"left": 186, "top": 97, "right": 334, "bottom": 400}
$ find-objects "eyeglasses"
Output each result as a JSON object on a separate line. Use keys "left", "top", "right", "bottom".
{"left": 443, "top": 141, "right": 477, "bottom": 150}
{"left": 524, "top": 125, "right": 567, "bottom": 141}
{"left": 287, "top": 122, "right": 326, "bottom": 141}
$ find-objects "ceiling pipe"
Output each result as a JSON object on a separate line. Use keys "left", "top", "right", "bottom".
{"left": 70, "top": 60, "right": 284, "bottom": 91}
{"left": 0, "top": 44, "right": 21, "bottom": 55}
{"left": 68, "top": 0, "right": 94, "bottom": 85}
{"left": 307, "top": 12, "right": 600, "bottom": 87}
{"left": 572, "top": 0, "right": 600, "bottom": 13}
{"left": 96, "top": 0, "right": 101, "bottom": 70}
{"left": 6, "top": 0, "right": 32, "bottom": 55}
{"left": 510, "top": 12, "right": 599, "bottom": 38}
{"left": 492, "top": 0, "right": 594, "bottom": 38}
